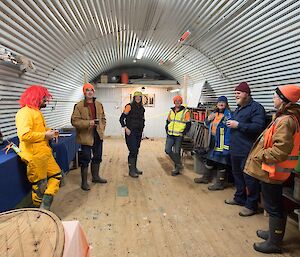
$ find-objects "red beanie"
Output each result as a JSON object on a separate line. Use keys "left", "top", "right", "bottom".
{"left": 235, "top": 82, "right": 251, "bottom": 94}
{"left": 276, "top": 85, "right": 300, "bottom": 103}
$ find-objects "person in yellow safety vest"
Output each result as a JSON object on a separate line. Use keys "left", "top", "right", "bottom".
{"left": 165, "top": 95, "right": 191, "bottom": 176}
{"left": 15, "top": 85, "right": 62, "bottom": 210}
{"left": 244, "top": 85, "right": 300, "bottom": 254}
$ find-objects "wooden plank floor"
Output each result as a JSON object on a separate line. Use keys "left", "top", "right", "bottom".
{"left": 52, "top": 138, "right": 300, "bottom": 257}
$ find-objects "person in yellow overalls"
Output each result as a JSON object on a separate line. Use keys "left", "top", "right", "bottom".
{"left": 15, "top": 85, "right": 62, "bottom": 210}
{"left": 165, "top": 95, "right": 191, "bottom": 176}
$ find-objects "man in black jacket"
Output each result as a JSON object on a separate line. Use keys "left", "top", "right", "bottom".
{"left": 119, "top": 91, "right": 145, "bottom": 178}
{"left": 225, "top": 82, "right": 266, "bottom": 217}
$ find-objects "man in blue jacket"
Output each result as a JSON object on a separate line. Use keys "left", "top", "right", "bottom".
{"left": 225, "top": 82, "right": 266, "bottom": 217}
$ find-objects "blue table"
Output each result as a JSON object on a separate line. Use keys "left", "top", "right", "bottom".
{"left": 0, "top": 132, "right": 79, "bottom": 212}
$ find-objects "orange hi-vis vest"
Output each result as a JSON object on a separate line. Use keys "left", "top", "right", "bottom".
{"left": 262, "top": 115, "right": 300, "bottom": 181}
{"left": 211, "top": 112, "right": 224, "bottom": 136}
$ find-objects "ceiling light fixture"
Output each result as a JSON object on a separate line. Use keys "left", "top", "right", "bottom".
{"left": 170, "top": 88, "right": 180, "bottom": 93}
{"left": 136, "top": 47, "right": 145, "bottom": 59}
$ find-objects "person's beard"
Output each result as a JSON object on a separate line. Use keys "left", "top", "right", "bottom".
{"left": 40, "top": 103, "right": 47, "bottom": 108}
{"left": 236, "top": 96, "right": 247, "bottom": 106}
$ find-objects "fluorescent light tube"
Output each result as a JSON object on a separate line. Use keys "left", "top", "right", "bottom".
{"left": 170, "top": 88, "right": 180, "bottom": 93}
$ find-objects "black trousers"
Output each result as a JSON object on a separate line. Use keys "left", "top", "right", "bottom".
{"left": 261, "top": 182, "right": 284, "bottom": 218}
{"left": 80, "top": 131, "right": 103, "bottom": 168}
{"left": 125, "top": 129, "right": 143, "bottom": 159}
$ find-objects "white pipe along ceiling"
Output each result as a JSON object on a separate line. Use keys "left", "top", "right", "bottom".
{"left": 0, "top": 0, "right": 300, "bottom": 138}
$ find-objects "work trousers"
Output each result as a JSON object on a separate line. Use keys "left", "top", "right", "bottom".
{"left": 125, "top": 129, "right": 143, "bottom": 160}
{"left": 165, "top": 135, "right": 183, "bottom": 166}
{"left": 261, "top": 182, "right": 285, "bottom": 218}
{"left": 80, "top": 131, "right": 103, "bottom": 168}
{"left": 231, "top": 155, "right": 260, "bottom": 211}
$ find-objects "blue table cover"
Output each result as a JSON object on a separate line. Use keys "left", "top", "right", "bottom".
{"left": 0, "top": 132, "right": 79, "bottom": 212}
{"left": 51, "top": 132, "right": 79, "bottom": 173}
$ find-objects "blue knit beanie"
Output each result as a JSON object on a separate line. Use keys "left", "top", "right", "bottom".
{"left": 217, "top": 96, "right": 228, "bottom": 103}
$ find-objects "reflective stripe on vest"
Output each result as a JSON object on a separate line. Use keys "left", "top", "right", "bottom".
{"left": 168, "top": 108, "right": 189, "bottom": 136}
{"left": 262, "top": 115, "right": 300, "bottom": 181}
{"left": 214, "top": 127, "right": 229, "bottom": 151}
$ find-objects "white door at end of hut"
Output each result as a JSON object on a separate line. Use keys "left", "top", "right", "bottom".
{"left": 96, "top": 88, "right": 123, "bottom": 136}
{"left": 187, "top": 80, "right": 206, "bottom": 108}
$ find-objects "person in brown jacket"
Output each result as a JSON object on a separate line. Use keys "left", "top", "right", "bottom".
{"left": 244, "top": 85, "right": 300, "bottom": 254}
{"left": 71, "top": 83, "right": 107, "bottom": 191}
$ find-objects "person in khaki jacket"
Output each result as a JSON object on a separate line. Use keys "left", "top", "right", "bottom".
{"left": 71, "top": 83, "right": 107, "bottom": 190}
{"left": 244, "top": 85, "right": 300, "bottom": 254}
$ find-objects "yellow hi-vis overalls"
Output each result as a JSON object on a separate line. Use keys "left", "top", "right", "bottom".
{"left": 15, "top": 106, "right": 62, "bottom": 206}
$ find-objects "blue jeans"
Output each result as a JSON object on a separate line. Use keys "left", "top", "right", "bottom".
{"left": 165, "top": 135, "right": 183, "bottom": 165}
{"left": 231, "top": 155, "right": 260, "bottom": 211}
{"left": 80, "top": 131, "right": 103, "bottom": 168}
{"left": 261, "top": 182, "right": 284, "bottom": 218}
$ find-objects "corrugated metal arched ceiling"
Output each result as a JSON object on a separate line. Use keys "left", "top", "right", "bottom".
{"left": 1, "top": 0, "right": 300, "bottom": 137}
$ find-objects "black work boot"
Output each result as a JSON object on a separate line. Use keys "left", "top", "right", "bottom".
{"left": 91, "top": 163, "right": 107, "bottom": 183}
{"left": 194, "top": 164, "right": 213, "bottom": 184}
{"left": 129, "top": 157, "right": 139, "bottom": 178}
{"left": 81, "top": 166, "right": 90, "bottom": 191}
{"left": 208, "top": 169, "right": 226, "bottom": 190}
{"left": 254, "top": 216, "right": 286, "bottom": 254}
{"left": 40, "top": 194, "right": 53, "bottom": 211}
{"left": 134, "top": 157, "right": 143, "bottom": 175}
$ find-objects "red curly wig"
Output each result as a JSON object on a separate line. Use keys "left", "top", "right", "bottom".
{"left": 19, "top": 85, "right": 52, "bottom": 108}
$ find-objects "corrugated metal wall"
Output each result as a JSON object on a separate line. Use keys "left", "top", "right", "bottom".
{"left": 1, "top": 0, "right": 299, "bottom": 139}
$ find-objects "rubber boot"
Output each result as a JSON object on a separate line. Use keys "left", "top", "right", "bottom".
{"left": 171, "top": 163, "right": 182, "bottom": 176}
{"left": 40, "top": 194, "right": 53, "bottom": 211}
{"left": 208, "top": 169, "right": 226, "bottom": 190}
{"left": 256, "top": 230, "right": 269, "bottom": 241}
{"left": 129, "top": 157, "right": 139, "bottom": 178}
{"left": 170, "top": 153, "right": 182, "bottom": 176}
{"left": 194, "top": 164, "right": 213, "bottom": 184}
{"left": 256, "top": 215, "right": 286, "bottom": 241}
{"left": 81, "top": 166, "right": 90, "bottom": 191}
{"left": 91, "top": 163, "right": 107, "bottom": 183}
{"left": 253, "top": 216, "right": 286, "bottom": 254}
{"left": 134, "top": 157, "right": 143, "bottom": 175}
